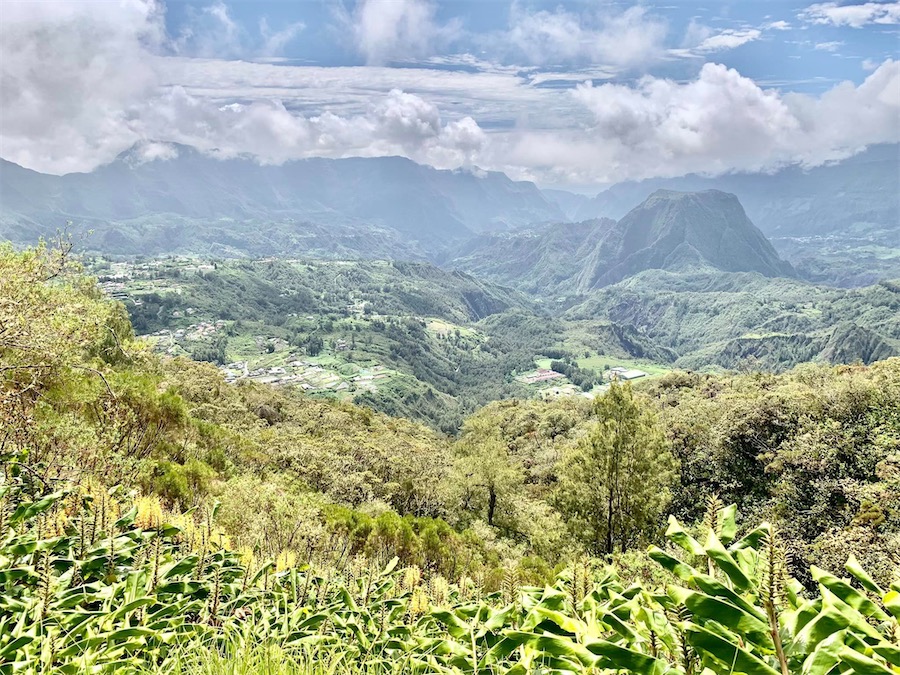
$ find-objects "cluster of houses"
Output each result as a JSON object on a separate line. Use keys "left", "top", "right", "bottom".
{"left": 517, "top": 368, "right": 565, "bottom": 385}
{"left": 517, "top": 363, "right": 650, "bottom": 400}
{"left": 219, "top": 359, "right": 390, "bottom": 394}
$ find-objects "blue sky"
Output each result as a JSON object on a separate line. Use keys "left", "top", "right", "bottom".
{"left": 161, "top": 0, "right": 898, "bottom": 91}
{"left": 1, "top": 0, "right": 898, "bottom": 186}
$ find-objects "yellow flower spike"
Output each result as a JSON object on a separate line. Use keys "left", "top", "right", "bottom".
{"left": 52, "top": 510, "right": 69, "bottom": 537}
{"left": 134, "top": 496, "right": 164, "bottom": 531}
{"left": 429, "top": 575, "right": 450, "bottom": 606}
{"left": 409, "top": 588, "right": 430, "bottom": 617}
{"left": 275, "top": 550, "right": 296, "bottom": 573}
{"left": 238, "top": 546, "right": 256, "bottom": 570}
{"left": 401, "top": 566, "right": 421, "bottom": 593}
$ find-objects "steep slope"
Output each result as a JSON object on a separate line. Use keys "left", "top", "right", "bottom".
{"left": 448, "top": 190, "right": 793, "bottom": 294}
{"left": 574, "top": 190, "right": 795, "bottom": 289}
{"left": 446, "top": 218, "right": 616, "bottom": 293}
{"left": 567, "top": 145, "right": 900, "bottom": 286}
{"left": 567, "top": 270, "right": 900, "bottom": 371}
{"left": 0, "top": 147, "right": 563, "bottom": 257}
{"left": 573, "top": 144, "right": 899, "bottom": 236}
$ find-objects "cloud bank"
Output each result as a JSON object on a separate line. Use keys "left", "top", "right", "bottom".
{"left": 800, "top": 2, "right": 900, "bottom": 28}
{"left": 1, "top": 0, "right": 898, "bottom": 185}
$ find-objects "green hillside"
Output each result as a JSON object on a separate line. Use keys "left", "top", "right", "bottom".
{"left": 2, "top": 242, "right": 898, "bottom": 673}
{"left": 92, "top": 256, "right": 566, "bottom": 432}
{"left": 568, "top": 269, "right": 900, "bottom": 371}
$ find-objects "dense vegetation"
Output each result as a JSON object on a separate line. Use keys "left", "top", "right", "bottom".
{"left": 93, "top": 256, "right": 565, "bottom": 431}
{"left": 2, "top": 479, "right": 898, "bottom": 673}
{"left": 2, "top": 242, "right": 899, "bottom": 672}
{"left": 568, "top": 269, "right": 900, "bottom": 372}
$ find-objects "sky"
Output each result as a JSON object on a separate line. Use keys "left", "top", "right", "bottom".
{"left": 0, "top": 0, "right": 898, "bottom": 187}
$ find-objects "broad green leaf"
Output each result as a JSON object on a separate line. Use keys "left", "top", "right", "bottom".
{"left": 685, "top": 623, "right": 781, "bottom": 675}
{"left": 844, "top": 554, "right": 882, "bottom": 595}
{"left": 837, "top": 646, "right": 894, "bottom": 675}
{"left": 704, "top": 531, "right": 753, "bottom": 591}
{"left": 812, "top": 566, "right": 889, "bottom": 621}
{"left": 665, "top": 516, "right": 705, "bottom": 556}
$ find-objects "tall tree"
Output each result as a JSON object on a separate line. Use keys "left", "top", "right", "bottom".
{"left": 448, "top": 414, "right": 522, "bottom": 529}
{"left": 555, "top": 383, "right": 676, "bottom": 555}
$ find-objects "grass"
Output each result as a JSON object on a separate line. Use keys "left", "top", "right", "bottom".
{"left": 534, "top": 355, "right": 670, "bottom": 378}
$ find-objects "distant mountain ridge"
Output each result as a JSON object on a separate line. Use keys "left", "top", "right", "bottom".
{"left": 450, "top": 189, "right": 795, "bottom": 293}
{"left": 0, "top": 145, "right": 563, "bottom": 256}
{"left": 572, "top": 144, "right": 899, "bottom": 236}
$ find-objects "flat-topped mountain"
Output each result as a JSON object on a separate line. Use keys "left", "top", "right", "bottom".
{"left": 0, "top": 146, "right": 563, "bottom": 256}
{"left": 449, "top": 189, "right": 794, "bottom": 293}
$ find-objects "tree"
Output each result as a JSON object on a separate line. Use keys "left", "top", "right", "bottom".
{"left": 448, "top": 414, "right": 522, "bottom": 529}
{"left": 555, "top": 382, "right": 676, "bottom": 555}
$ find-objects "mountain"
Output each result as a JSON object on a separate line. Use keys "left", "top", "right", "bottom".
{"left": 567, "top": 145, "right": 900, "bottom": 286}
{"left": 574, "top": 189, "right": 795, "bottom": 288}
{"left": 0, "top": 146, "right": 563, "bottom": 258}
{"left": 572, "top": 144, "right": 899, "bottom": 236}
{"left": 449, "top": 189, "right": 794, "bottom": 293}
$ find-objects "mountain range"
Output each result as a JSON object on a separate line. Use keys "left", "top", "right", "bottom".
{"left": 0, "top": 145, "right": 562, "bottom": 255}
{"left": 562, "top": 144, "right": 899, "bottom": 238}
{"left": 0, "top": 143, "right": 896, "bottom": 285}
{"left": 449, "top": 189, "right": 795, "bottom": 293}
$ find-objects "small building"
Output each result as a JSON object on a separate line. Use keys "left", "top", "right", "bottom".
{"left": 607, "top": 367, "right": 648, "bottom": 381}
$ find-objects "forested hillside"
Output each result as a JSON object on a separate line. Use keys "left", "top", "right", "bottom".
{"left": 90, "top": 249, "right": 900, "bottom": 435}
{"left": 2, "top": 242, "right": 898, "bottom": 672}
{"left": 568, "top": 270, "right": 900, "bottom": 371}
{"left": 92, "top": 256, "right": 563, "bottom": 431}
{"left": 0, "top": 148, "right": 562, "bottom": 257}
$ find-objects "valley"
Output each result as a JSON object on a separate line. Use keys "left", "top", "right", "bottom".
{"left": 87, "top": 200, "right": 899, "bottom": 432}
{"left": 3, "top": 5, "right": 899, "bottom": 672}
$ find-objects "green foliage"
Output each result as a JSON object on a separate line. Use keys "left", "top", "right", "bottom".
{"left": 3, "top": 242, "right": 900, "bottom": 673}
{"left": 568, "top": 269, "right": 900, "bottom": 372}
{"left": 2, "top": 476, "right": 898, "bottom": 674}
{"left": 555, "top": 383, "right": 676, "bottom": 555}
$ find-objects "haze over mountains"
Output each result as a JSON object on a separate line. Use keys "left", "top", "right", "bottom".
{"left": 0, "top": 143, "right": 897, "bottom": 286}
{"left": 566, "top": 144, "right": 899, "bottom": 237}
{"left": 453, "top": 190, "right": 796, "bottom": 293}
{"left": 0, "top": 145, "right": 562, "bottom": 256}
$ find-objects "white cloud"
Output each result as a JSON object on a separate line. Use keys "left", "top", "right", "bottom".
{"left": 672, "top": 21, "right": 761, "bottom": 58}
{"left": 1, "top": 0, "right": 897, "bottom": 186}
{"left": 694, "top": 28, "right": 762, "bottom": 52}
{"left": 259, "top": 17, "right": 305, "bottom": 58}
{"left": 136, "top": 86, "right": 486, "bottom": 169}
{"left": 338, "top": 0, "right": 462, "bottom": 65}
{"left": 171, "top": 2, "right": 304, "bottom": 58}
{"left": 503, "top": 4, "right": 668, "bottom": 68}
{"left": 800, "top": 1, "right": 900, "bottom": 27}
{"left": 815, "top": 41, "right": 844, "bottom": 51}
{"left": 534, "top": 60, "right": 900, "bottom": 183}
{"left": 765, "top": 20, "right": 792, "bottom": 30}
{"left": 0, "top": 0, "right": 482, "bottom": 173}
{"left": 0, "top": 0, "right": 164, "bottom": 173}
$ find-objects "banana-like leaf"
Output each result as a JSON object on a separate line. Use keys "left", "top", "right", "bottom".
{"left": 685, "top": 623, "right": 781, "bottom": 675}
{"left": 666, "top": 516, "right": 705, "bottom": 556}
{"left": 837, "top": 646, "right": 894, "bottom": 674}
{"left": 668, "top": 586, "right": 773, "bottom": 648}
{"left": 844, "top": 554, "right": 883, "bottom": 595}
{"left": 704, "top": 531, "right": 753, "bottom": 591}
{"left": 811, "top": 566, "right": 889, "bottom": 621}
